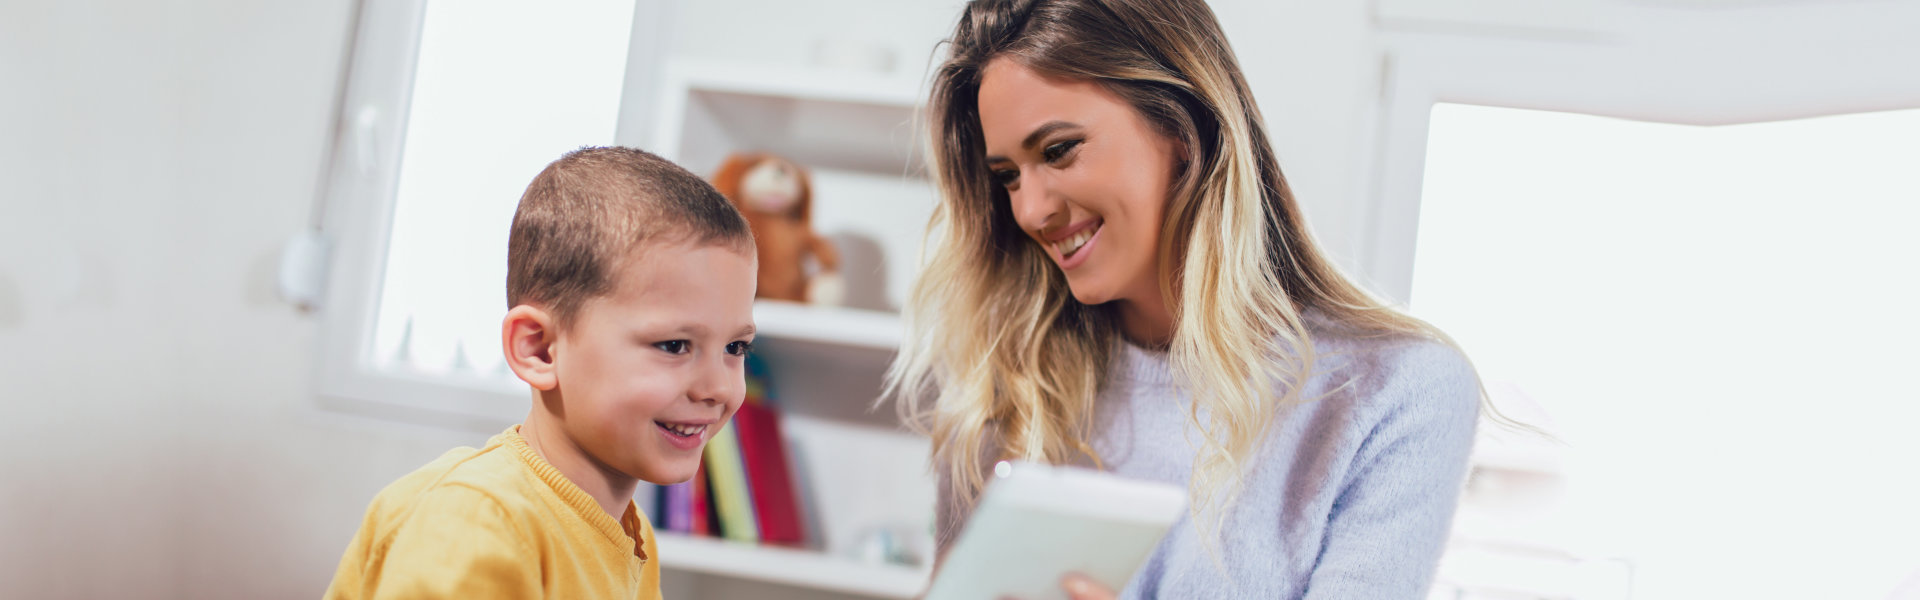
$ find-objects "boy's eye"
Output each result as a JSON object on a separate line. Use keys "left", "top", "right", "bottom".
{"left": 726, "top": 341, "right": 754, "bottom": 357}
{"left": 1042, "top": 139, "right": 1080, "bottom": 163}
{"left": 654, "top": 340, "right": 690, "bottom": 355}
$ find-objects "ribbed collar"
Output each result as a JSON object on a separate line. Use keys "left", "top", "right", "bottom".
{"left": 1109, "top": 307, "right": 1339, "bottom": 389}
{"left": 1112, "top": 338, "right": 1178, "bottom": 387}
{"left": 497, "top": 425, "right": 649, "bottom": 561}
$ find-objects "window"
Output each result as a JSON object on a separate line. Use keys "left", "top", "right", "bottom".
{"left": 1369, "top": 3, "right": 1920, "bottom": 599}
{"left": 312, "top": 0, "right": 667, "bottom": 421}
{"left": 1416, "top": 102, "right": 1920, "bottom": 600}
{"left": 371, "top": 0, "right": 635, "bottom": 379}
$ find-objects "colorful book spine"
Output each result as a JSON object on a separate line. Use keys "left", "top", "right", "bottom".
{"left": 703, "top": 469, "right": 722, "bottom": 537}
{"left": 663, "top": 480, "right": 693, "bottom": 533}
{"left": 732, "top": 401, "right": 806, "bottom": 545}
{"left": 702, "top": 419, "right": 759, "bottom": 542}
{"left": 689, "top": 462, "right": 711, "bottom": 537}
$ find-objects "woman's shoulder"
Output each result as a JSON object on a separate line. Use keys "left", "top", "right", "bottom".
{"left": 1302, "top": 310, "right": 1481, "bottom": 420}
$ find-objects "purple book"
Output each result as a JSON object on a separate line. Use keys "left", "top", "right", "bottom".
{"left": 664, "top": 481, "right": 694, "bottom": 533}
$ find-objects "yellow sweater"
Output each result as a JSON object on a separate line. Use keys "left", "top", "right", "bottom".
{"left": 325, "top": 426, "right": 661, "bottom": 599}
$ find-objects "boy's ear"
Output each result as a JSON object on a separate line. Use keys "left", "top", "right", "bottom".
{"left": 502, "top": 304, "right": 559, "bottom": 391}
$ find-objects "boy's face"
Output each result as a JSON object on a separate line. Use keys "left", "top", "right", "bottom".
{"left": 550, "top": 241, "right": 757, "bottom": 485}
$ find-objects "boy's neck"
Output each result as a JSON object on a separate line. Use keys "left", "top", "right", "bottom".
{"left": 521, "top": 405, "right": 637, "bottom": 521}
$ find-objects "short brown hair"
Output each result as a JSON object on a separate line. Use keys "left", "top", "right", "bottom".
{"left": 506, "top": 146, "right": 752, "bottom": 328}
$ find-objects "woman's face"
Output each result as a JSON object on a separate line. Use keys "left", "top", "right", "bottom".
{"left": 978, "top": 58, "right": 1181, "bottom": 309}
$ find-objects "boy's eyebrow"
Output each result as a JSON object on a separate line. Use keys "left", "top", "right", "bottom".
{"left": 985, "top": 120, "right": 1080, "bottom": 163}
{"left": 668, "top": 323, "right": 755, "bottom": 338}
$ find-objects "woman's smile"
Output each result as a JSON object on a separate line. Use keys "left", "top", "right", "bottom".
{"left": 1046, "top": 218, "right": 1104, "bottom": 266}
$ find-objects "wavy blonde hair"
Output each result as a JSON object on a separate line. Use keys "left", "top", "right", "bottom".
{"left": 889, "top": 0, "right": 1481, "bottom": 546}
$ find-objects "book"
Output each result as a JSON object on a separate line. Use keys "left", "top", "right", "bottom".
{"left": 731, "top": 401, "right": 806, "bottom": 545}
{"left": 634, "top": 482, "right": 659, "bottom": 529}
{"left": 703, "top": 465, "right": 723, "bottom": 537}
{"left": 690, "top": 461, "right": 711, "bottom": 536}
{"left": 651, "top": 483, "right": 672, "bottom": 533}
{"left": 702, "top": 419, "right": 759, "bottom": 542}
{"left": 663, "top": 479, "right": 693, "bottom": 533}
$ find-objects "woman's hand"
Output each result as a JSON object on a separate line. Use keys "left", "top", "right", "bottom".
{"left": 992, "top": 573, "right": 1117, "bottom": 600}
{"left": 1061, "top": 573, "right": 1117, "bottom": 600}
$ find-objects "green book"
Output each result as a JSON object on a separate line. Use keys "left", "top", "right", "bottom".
{"left": 702, "top": 421, "right": 759, "bottom": 542}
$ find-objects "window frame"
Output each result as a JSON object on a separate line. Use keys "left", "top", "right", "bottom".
{"left": 311, "top": 0, "right": 681, "bottom": 425}
{"left": 1360, "top": 1, "right": 1920, "bottom": 305}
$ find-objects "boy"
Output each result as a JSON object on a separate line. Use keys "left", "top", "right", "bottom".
{"left": 326, "top": 147, "right": 758, "bottom": 599}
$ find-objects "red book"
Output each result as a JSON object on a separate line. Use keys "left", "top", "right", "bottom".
{"left": 730, "top": 402, "right": 805, "bottom": 545}
{"left": 689, "top": 462, "right": 711, "bottom": 536}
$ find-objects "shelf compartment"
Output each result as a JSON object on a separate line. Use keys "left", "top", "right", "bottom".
{"left": 753, "top": 300, "right": 902, "bottom": 351}
{"left": 652, "top": 414, "right": 935, "bottom": 599}
{"left": 654, "top": 58, "right": 928, "bottom": 178}
{"left": 656, "top": 533, "right": 930, "bottom": 599}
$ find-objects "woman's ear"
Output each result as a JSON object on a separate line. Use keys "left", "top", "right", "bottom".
{"left": 502, "top": 304, "right": 559, "bottom": 391}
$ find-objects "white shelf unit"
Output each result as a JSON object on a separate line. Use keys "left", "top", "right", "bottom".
{"left": 655, "top": 532, "right": 929, "bottom": 599}
{"left": 753, "top": 301, "right": 903, "bottom": 351}
{"left": 648, "top": 58, "right": 940, "bottom": 598}
{"left": 653, "top": 412, "right": 936, "bottom": 599}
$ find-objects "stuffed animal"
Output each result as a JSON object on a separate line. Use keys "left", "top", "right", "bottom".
{"left": 711, "top": 152, "right": 843, "bottom": 305}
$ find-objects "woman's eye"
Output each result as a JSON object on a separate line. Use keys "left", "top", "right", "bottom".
{"left": 990, "top": 168, "right": 1020, "bottom": 188}
{"left": 1042, "top": 139, "right": 1080, "bottom": 163}
{"left": 654, "top": 340, "right": 690, "bottom": 355}
{"left": 726, "top": 341, "right": 755, "bottom": 357}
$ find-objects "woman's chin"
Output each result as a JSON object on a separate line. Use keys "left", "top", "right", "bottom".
{"left": 1065, "top": 281, "right": 1116, "bottom": 306}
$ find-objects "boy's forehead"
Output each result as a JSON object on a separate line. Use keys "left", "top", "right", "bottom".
{"left": 594, "top": 240, "right": 757, "bottom": 318}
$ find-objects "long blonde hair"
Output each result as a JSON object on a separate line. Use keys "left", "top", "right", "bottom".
{"left": 889, "top": 0, "right": 1470, "bottom": 544}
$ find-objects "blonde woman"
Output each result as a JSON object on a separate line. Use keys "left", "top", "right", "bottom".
{"left": 889, "top": 0, "right": 1482, "bottom": 598}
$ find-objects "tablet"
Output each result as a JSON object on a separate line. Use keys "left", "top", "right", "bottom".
{"left": 924, "top": 461, "right": 1188, "bottom": 600}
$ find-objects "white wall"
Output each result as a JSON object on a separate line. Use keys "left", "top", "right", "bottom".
{"left": 0, "top": 0, "right": 1378, "bottom": 597}
{"left": 669, "top": 0, "right": 1381, "bottom": 270}
{"left": 0, "top": 1, "right": 481, "bottom": 597}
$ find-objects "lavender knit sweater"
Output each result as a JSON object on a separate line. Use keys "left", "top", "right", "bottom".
{"left": 936, "top": 316, "right": 1480, "bottom": 599}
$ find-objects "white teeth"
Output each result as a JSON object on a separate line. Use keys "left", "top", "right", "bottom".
{"left": 1055, "top": 226, "right": 1098, "bottom": 257}
{"left": 660, "top": 423, "right": 706, "bottom": 437}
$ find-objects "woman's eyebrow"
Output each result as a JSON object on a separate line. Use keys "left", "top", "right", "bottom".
{"left": 986, "top": 120, "right": 1081, "bottom": 162}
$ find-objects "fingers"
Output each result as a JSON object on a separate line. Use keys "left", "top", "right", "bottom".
{"left": 1061, "top": 573, "right": 1117, "bottom": 600}
{"left": 991, "top": 573, "right": 1118, "bottom": 600}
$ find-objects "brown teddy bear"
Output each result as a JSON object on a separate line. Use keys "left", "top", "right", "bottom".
{"left": 711, "top": 152, "right": 843, "bottom": 305}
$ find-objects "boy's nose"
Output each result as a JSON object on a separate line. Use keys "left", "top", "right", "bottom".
{"left": 689, "top": 354, "right": 742, "bottom": 406}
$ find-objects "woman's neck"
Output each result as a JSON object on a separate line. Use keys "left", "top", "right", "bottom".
{"left": 1117, "top": 293, "right": 1175, "bottom": 349}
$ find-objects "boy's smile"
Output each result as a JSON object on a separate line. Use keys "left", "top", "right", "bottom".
{"left": 654, "top": 418, "right": 716, "bottom": 450}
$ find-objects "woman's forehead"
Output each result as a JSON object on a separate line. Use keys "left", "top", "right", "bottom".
{"left": 977, "top": 59, "right": 1127, "bottom": 154}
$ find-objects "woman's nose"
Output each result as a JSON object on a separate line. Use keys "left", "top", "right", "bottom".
{"left": 1008, "top": 176, "right": 1061, "bottom": 234}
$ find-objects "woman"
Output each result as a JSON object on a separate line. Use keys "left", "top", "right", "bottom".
{"left": 888, "top": 0, "right": 1485, "bottom": 598}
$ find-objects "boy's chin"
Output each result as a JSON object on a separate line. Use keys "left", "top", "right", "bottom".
{"left": 631, "top": 458, "right": 704, "bottom": 487}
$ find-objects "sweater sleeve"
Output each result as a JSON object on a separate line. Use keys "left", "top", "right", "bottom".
{"left": 1303, "top": 342, "right": 1479, "bottom": 599}
{"left": 361, "top": 485, "right": 543, "bottom": 600}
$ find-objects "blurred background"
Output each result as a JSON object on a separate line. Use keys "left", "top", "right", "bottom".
{"left": 2, "top": 0, "right": 1917, "bottom": 598}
